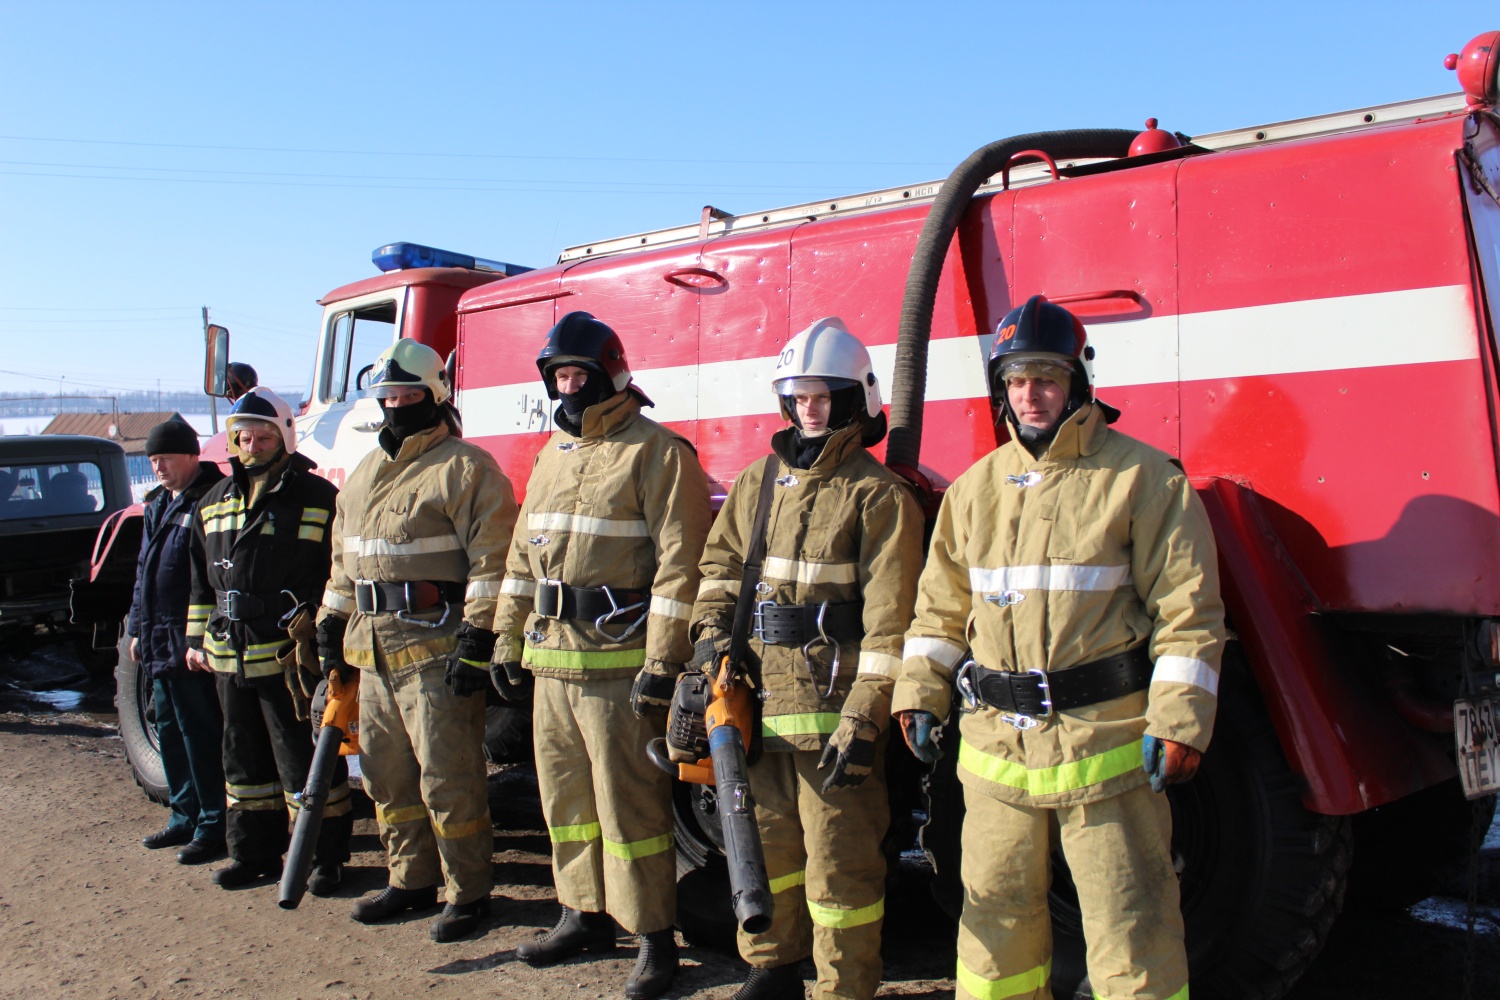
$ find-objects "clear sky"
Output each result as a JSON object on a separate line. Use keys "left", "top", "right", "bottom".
{"left": 0, "top": 1, "right": 1488, "bottom": 399}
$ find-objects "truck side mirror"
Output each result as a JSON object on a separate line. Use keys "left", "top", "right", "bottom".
{"left": 354, "top": 363, "right": 376, "bottom": 393}
{"left": 204, "top": 324, "right": 231, "bottom": 397}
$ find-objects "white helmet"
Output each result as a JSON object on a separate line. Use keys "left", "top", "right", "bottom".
{"left": 772, "top": 317, "right": 882, "bottom": 421}
{"left": 368, "top": 339, "right": 452, "bottom": 406}
{"left": 225, "top": 387, "right": 297, "bottom": 455}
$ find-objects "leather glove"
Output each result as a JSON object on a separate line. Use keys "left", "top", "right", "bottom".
{"left": 315, "top": 615, "right": 353, "bottom": 684}
{"left": 818, "top": 715, "right": 880, "bottom": 793}
{"left": 489, "top": 660, "right": 533, "bottom": 704}
{"left": 894, "top": 709, "right": 943, "bottom": 764}
{"left": 445, "top": 622, "right": 497, "bottom": 697}
{"left": 630, "top": 659, "right": 680, "bottom": 719}
{"left": 691, "top": 627, "right": 730, "bottom": 674}
{"left": 1143, "top": 734, "right": 1201, "bottom": 792}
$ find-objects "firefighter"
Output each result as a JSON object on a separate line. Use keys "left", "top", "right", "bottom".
{"left": 690, "top": 318, "right": 923, "bottom": 1000}
{"left": 184, "top": 388, "right": 353, "bottom": 889}
{"left": 317, "top": 339, "right": 518, "bottom": 943}
{"left": 493, "top": 311, "right": 711, "bottom": 1000}
{"left": 129, "top": 419, "right": 227, "bottom": 865}
{"left": 891, "top": 296, "right": 1225, "bottom": 1000}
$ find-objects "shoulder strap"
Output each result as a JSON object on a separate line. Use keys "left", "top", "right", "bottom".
{"left": 726, "top": 454, "right": 780, "bottom": 672}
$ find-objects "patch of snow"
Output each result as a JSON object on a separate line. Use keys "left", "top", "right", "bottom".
{"left": 1408, "top": 896, "right": 1500, "bottom": 936}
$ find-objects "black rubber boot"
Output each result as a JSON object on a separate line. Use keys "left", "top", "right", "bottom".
{"left": 350, "top": 884, "right": 440, "bottom": 923}
{"left": 430, "top": 897, "right": 491, "bottom": 942}
{"left": 729, "top": 963, "right": 804, "bottom": 1000}
{"left": 211, "top": 859, "right": 280, "bottom": 889}
{"left": 515, "top": 906, "right": 617, "bottom": 966}
{"left": 307, "top": 863, "right": 342, "bottom": 897}
{"left": 625, "top": 929, "right": 678, "bottom": 1000}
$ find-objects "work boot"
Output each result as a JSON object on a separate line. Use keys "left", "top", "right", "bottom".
{"left": 142, "top": 825, "right": 193, "bottom": 850}
{"left": 211, "top": 859, "right": 280, "bottom": 889}
{"left": 350, "top": 884, "right": 439, "bottom": 923}
{"left": 176, "top": 838, "right": 226, "bottom": 865}
{"left": 729, "top": 963, "right": 804, "bottom": 1000}
{"left": 624, "top": 929, "right": 678, "bottom": 1000}
{"left": 515, "top": 906, "right": 616, "bottom": 965}
{"left": 429, "top": 896, "right": 491, "bottom": 942}
{"left": 307, "top": 863, "right": 342, "bottom": 897}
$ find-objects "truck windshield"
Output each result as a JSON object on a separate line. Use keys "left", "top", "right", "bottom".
{"left": 0, "top": 461, "right": 104, "bottom": 520}
{"left": 322, "top": 300, "right": 398, "bottom": 403}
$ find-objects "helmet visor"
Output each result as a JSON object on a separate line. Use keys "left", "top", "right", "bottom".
{"left": 372, "top": 382, "right": 428, "bottom": 400}
{"left": 998, "top": 354, "right": 1074, "bottom": 386}
{"left": 774, "top": 376, "right": 857, "bottom": 397}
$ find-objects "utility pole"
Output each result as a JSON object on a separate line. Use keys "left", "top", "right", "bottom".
{"left": 204, "top": 306, "right": 217, "bottom": 434}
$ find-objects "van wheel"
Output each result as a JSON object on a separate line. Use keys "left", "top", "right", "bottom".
{"left": 114, "top": 635, "right": 169, "bottom": 804}
{"left": 1046, "top": 648, "right": 1350, "bottom": 999}
{"left": 671, "top": 779, "right": 740, "bottom": 949}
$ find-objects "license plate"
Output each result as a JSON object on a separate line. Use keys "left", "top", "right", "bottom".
{"left": 1455, "top": 694, "right": 1500, "bottom": 800}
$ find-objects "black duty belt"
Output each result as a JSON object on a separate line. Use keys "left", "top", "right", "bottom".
{"left": 956, "top": 645, "right": 1152, "bottom": 728}
{"left": 215, "top": 589, "right": 295, "bottom": 622}
{"left": 752, "top": 600, "right": 865, "bottom": 647}
{"left": 534, "top": 580, "right": 646, "bottom": 623}
{"left": 354, "top": 580, "right": 466, "bottom": 615}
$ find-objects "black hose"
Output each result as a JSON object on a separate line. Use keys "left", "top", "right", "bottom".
{"left": 885, "top": 129, "right": 1139, "bottom": 473}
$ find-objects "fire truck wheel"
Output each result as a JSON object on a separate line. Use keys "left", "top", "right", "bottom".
{"left": 114, "top": 634, "right": 169, "bottom": 805}
{"left": 1046, "top": 646, "right": 1351, "bottom": 999}
{"left": 1345, "top": 777, "right": 1496, "bottom": 911}
{"left": 672, "top": 780, "right": 739, "bottom": 949}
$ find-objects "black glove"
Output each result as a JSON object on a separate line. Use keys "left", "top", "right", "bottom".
{"left": 690, "top": 628, "right": 730, "bottom": 673}
{"left": 489, "top": 660, "right": 533, "bottom": 704}
{"left": 315, "top": 615, "right": 353, "bottom": 684}
{"left": 445, "top": 622, "right": 497, "bottom": 697}
{"left": 818, "top": 715, "right": 880, "bottom": 793}
{"left": 630, "top": 661, "right": 679, "bottom": 719}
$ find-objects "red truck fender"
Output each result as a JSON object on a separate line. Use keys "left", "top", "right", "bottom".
{"left": 1194, "top": 476, "right": 1454, "bottom": 815}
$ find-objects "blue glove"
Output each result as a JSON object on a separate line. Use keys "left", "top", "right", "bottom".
{"left": 896, "top": 709, "right": 943, "bottom": 764}
{"left": 1143, "top": 734, "right": 1167, "bottom": 793}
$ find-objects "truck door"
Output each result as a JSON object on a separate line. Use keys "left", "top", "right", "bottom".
{"left": 1010, "top": 162, "right": 1182, "bottom": 458}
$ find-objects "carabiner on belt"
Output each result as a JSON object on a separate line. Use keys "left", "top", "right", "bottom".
{"left": 397, "top": 603, "right": 451, "bottom": 629}
{"left": 593, "top": 586, "right": 647, "bottom": 644}
{"left": 800, "top": 601, "right": 841, "bottom": 700}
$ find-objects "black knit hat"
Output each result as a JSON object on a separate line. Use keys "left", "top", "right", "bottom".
{"left": 145, "top": 419, "right": 200, "bottom": 456}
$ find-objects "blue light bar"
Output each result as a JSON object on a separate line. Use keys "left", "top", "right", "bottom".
{"left": 371, "top": 241, "right": 533, "bottom": 276}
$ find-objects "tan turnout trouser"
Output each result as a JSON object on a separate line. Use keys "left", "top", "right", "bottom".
{"left": 740, "top": 748, "right": 889, "bottom": 1000}
{"left": 359, "top": 652, "right": 492, "bottom": 905}
{"left": 533, "top": 675, "right": 675, "bottom": 934}
{"left": 956, "top": 782, "right": 1188, "bottom": 1000}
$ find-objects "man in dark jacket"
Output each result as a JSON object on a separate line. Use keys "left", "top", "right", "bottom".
{"left": 128, "top": 419, "right": 227, "bottom": 864}
{"left": 184, "top": 388, "right": 352, "bottom": 890}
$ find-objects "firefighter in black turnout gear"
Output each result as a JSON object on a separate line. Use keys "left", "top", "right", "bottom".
{"left": 185, "top": 388, "right": 353, "bottom": 890}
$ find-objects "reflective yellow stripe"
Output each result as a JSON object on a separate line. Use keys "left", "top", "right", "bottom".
{"left": 761, "top": 712, "right": 841, "bottom": 738}
{"left": 187, "top": 604, "right": 212, "bottom": 621}
{"left": 432, "top": 816, "right": 491, "bottom": 840}
{"left": 550, "top": 821, "right": 602, "bottom": 843}
{"left": 1121, "top": 986, "right": 1186, "bottom": 1000}
{"left": 203, "top": 513, "right": 246, "bottom": 534}
{"left": 956, "top": 957, "right": 1051, "bottom": 1000}
{"left": 200, "top": 497, "right": 246, "bottom": 519}
{"left": 229, "top": 798, "right": 285, "bottom": 811}
{"left": 806, "top": 895, "right": 884, "bottom": 929}
{"left": 769, "top": 869, "right": 806, "bottom": 894}
{"left": 204, "top": 635, "right": 282, "bottom": 661}
{"left": 957, "top": 738, "right": 1142, "bottom": 796}
{"left": 375, "top": 803, "right": 429, "bottom": 826}
{"left": 602, "top": 832, "right": 674, "bottom": 861}
{"left": 301, "top": 506, "right": 331, "bottom": 524}
{"left": 524, "top": 645, "right": 647, "bottom": 670}
{"left": 324, "top": 783, "right": 353, "bottom": 818}
{"left": 297, "top": 525, "right": 326, "bottom": 542}
{"left": 226, "top": 781, "right": 280, "bottom": 798}
{"left": 226, "top": 780, "right": 283, "bottom": 811}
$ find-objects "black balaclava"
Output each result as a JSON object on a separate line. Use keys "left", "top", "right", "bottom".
{"left": 782, "top": 383, "right": 866, "bottom": 469}
{"left": 551, "top": 363, "right": 613, "bottom": 435}
{"left": 382, "top": 388, "right": 443, "bottom": 444}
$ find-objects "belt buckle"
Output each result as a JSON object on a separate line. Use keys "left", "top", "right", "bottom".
{"left": 222, "top": 589, "right": 243, "bottom": 621}
{"left": 1000, "top": 669, "right": 1053, "bottom": 730}
{"left": 537, "top": 579, "right": 564, "bottom": 619}
{"left": 751, "top": 600, "right": 777, "bottom": 643}
{"left": 355, "top": 579, "right": 377, "bottom": 614}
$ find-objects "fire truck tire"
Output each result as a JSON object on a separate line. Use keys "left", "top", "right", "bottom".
{"left": 672, "top": 780, "right": 739, "bottom": 949}
{"left": 114, "top": 635, "right": 169, "bottom": 805}
{"left": 1345, "top": 777, "right": 1496, "bottom": 911}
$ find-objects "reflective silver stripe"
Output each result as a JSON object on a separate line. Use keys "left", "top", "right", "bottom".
{"left": 171, "top": 512, "right": 193, "bottom": 528}
{"left": 762, "top": 556, "right": 858, "bottom": 586}
{"left": 968, "top": 564, "right": 1131, "bottom": 593}
{"left": 857, "top": 651, "right": 901, "bottom": 677}
{"left": 650, "top": 595, "right": 693, "bottom": 621}
{"left": 356, "top": 535, "right": 464, "bottom": 557}
{"left": 698, "top": 577, "right": 740, "bottom": 599}
{"left": 343, "top": 535, "right": 360, "bottom": 555}
{"left": 527, "top": 512, "right": 650, "bottom": 538}
{"left": 322, "top": 589, "right": 356, "bottom": 616}
{"left": 500, "top": 578, "right": 537, "bottom": 599}
{"left": 465, "top": 580, "right": 503, "bottom": 599}
{"left": 1152, "top": 655, "right": 1220, "bottom": 695}
{"left": 903, "top": 636, "right": 966, "bottom": 670}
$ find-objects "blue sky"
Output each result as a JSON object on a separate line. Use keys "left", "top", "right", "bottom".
{"left": 0, "top": 1, "right": 1488, "bottom": 398}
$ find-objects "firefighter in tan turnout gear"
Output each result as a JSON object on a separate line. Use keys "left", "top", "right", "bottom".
{"left": 892, "top": 296, "right": 1226, "bottom": 1000}
{"left": 492, "top": 312, "right": 711, "bottom": 1000}
{"left": 316, "top": 339, "right": 518, "bottom": 943}
{"left": 690, "top": 318, "right": 923, "bottom": 1000}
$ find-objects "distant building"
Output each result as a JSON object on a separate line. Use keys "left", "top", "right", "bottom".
{"left": 42, "top": 411, "right": 198, "bottom": 483}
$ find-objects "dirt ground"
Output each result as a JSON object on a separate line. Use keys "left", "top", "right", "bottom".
{"left": 1, "top": 645, "right": 1498, "bottom": 1000}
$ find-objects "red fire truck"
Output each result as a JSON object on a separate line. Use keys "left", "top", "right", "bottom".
{"left": 86, "top": 29, "right": 1500, "bottom": 999}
